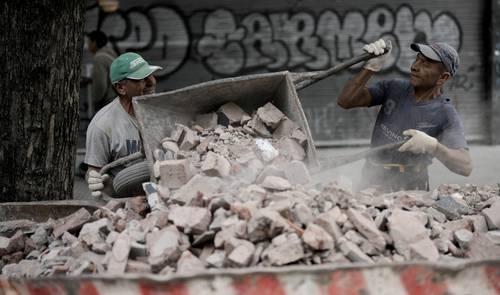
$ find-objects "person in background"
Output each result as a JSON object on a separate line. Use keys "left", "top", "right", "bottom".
{"left": 87, "top": 30, "right": 118, "bottom": 111}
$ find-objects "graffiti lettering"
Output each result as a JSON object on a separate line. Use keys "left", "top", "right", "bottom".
{"left": 198, "top": 5, "right": 462, "bottom": 76}
{"left": 86, "top": 5, "right": 189, "bottom": 78}
{"left": 85, "top": 3, "right": 462, "bottom": 79}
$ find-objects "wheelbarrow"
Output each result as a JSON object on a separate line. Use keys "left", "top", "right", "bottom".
{"left": 102, "top": 50, "right": 389, "bottom": 197}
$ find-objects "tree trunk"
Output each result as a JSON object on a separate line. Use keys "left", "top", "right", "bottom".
{"left": 0, "top": 1, "right": 86, "bottom": 201}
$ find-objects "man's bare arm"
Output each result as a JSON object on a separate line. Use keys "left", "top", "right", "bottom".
{"left": 433, "top": 145, "right": 473, "bottom": 176}
{"left": 337, "top": 69, "right": 375, "bottom": 109}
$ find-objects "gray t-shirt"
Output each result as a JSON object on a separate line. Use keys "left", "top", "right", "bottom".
{"left": 367, "top": 79, "right": 467, "bottom": 166}
{"left": 84, "top": 97, "right": 142, "bottom": 173}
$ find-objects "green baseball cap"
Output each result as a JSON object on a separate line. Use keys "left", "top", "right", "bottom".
{"left": 109, "top": 52, "right": 162, "bottom": 84}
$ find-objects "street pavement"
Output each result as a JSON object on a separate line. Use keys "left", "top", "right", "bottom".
{"left": 73, "top": 144, "right": 500, "bottom": 200}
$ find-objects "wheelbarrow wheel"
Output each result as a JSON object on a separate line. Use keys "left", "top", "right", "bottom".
{"left": 112, "top": 161, "right": 150, "bottom": 198}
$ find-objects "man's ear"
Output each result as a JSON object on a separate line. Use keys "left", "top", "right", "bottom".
{"left": 114, "top": 81, "right": 126, "bottom": 96}
{"left": 437, "top": 72, "right": 451, "bottom": 86}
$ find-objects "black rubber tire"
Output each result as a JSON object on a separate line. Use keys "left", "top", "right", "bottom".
{"left": 112, "top": 161, "right": 151, "bottom": 198}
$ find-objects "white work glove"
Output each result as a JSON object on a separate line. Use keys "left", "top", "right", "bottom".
{"left": 87, "top": 170, "right": 110, "bottom": 198}
{"left": 398, "top": 129, "right": 438, "bottom": 154}
{"left": 363, "top": 39, "right": 392, "bottom": 72}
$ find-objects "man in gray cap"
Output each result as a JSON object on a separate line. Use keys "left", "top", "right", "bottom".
{"left": 336, "top": 39, "right": 472, "bottom": 192}
{"left": 85, "top": 52, "right": 162, "bottom": 198}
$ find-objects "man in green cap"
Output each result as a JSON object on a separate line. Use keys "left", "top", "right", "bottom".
{"left": 85, "top": 52, "right": 162, "bottom": 198}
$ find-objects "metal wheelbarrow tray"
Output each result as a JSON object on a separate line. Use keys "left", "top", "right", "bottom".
{"left": 133, "top": 71, "right": 321, "bottom": 178}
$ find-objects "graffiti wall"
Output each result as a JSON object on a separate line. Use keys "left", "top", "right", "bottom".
{"left": 82, "top": 0, "right": 487, "bottom": 144}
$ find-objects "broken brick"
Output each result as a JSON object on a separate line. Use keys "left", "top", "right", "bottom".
{"left": 302, "top": 223, "right": 334, "bottom": 250}
{"left": 159, "top": 159, "right": 193, "bottom": 189}
{"left": 217, "top": 102, "right": 249, "bottom": 126}
{"left": 168, "top": 207, "right": 212, "bottom": 234}
{"left": 52, "top": 208, "right": 91, "bottom": 238}
{"left": 256, "top": 102, "right": 285, "bottom": 129}
{"left": 201, "top": 151, "right": 231, "bottom": 178}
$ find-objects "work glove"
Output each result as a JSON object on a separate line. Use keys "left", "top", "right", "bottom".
{"left": 398, "top": 129, "right": 438, "bottom": 154}
{"left": 363, "top": 39, "right": 392, "bottom": 72}
{"left": 87, "top": 170, "right": 110, "bottom": 198}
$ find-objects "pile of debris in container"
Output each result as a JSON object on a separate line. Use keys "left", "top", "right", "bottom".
{"left": 2, "top": 101, "right": 500, "bottom": 277}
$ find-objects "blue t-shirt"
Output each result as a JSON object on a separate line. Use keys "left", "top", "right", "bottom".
{"left": 367, "top": 79, "right": 467, "bottom": 166}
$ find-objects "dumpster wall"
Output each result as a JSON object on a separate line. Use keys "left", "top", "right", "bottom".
{"left": 1, "top": 261, "right": 499, "bottom": 294}
{"left": 81, "top": 0, "right": 489, "bottom": 145}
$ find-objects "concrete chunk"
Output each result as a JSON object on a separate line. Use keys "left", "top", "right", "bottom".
{"left": 201, "top": 151, "right": 231, "bottom": 177}
{"left": 126, "top": 196, "right": 149, "bottom": 217}
{"left": 276, "top": 137, "right": 305, "bottom": 161}
{"left": 293, "top": 202, "right": 313, "bottom": 225}
{"left": 433, "top": 196, "right": 472, "bottom": 220}
{"left": 247, "top": 209, "right": 290, "bottom": 242}
{"left": 177, "top": 251, "right": 205, "bottom": 274}
{"left": 388, "top": 209, "right": 429, "bottom": 259}
{"left": 485, "top": 231, "right": 500, "bottom": 245}
{"left": 159, "top": 159, "right": 192, "bottom": 189}
{"left": 263, "top": 234, "right": 304, "bottom": 266}
{"left": 409, "top": 238, "right": 439, "bottom": 261}
{"left": 147, "top": 226, "right": 181, "bottom": 271}
{"left": 454, "top": 229, "right": 473, "bottom": 249}
{"left": 247, "top": 115, "right": 272, "bottom": 138}
{"left": 467, "top": 233, "right": 500, "bottom": 259}
{"left": 0, "top": 231, "right": 24, "bottom": 256}
{"left": 52, "top": 208, "right": 91, "bottom": 238}
{"left": 217, "top": 102, "right": 249, "bottom": 126}
{"left": 273, "top": 118, "right": 299, "bottom": 140}
{"left": 0, "top": 220, "right": 36, "bottom": 238}
{"left": 284, "top": 160, "right": 311, "bottom": 185}
{"left": 425, "top": 207, "right": 447, "bottom": 223}
{"left": 302, "top": 223, "right": 334, "bottom": 250}
{"left": 206, "top": 250, "right": 226, "bottom": 268}
{"left": 107, "top": 232, "right": 131, "bottom": 274}
{"left": 347, "top": 208, "right": 386, "bottom": 251}
{"left": 256, "top": 165, "right": 286, "bottom": 184}
{"left": 31, "top": 226, "right": 48, "bottom": 248}
{"left": 170, "top": 124, "right": 186, "bottom": 143}
{"left": 126, "top": 260, "right": 152, "bottom": 274}
{"left": 227, "top": 239, "right": 255, "bottom": 267}
{"left": 179, "top": 129, "right": 200, "bottom": 151}
{"left": 444, "top": 219, "right": 473, "bottom": 233}
{"left": 169, "top": 207, "right": 212, "bottom": 234}
{"left": 171, "top": 175, "right": 223, "bottom": 205}
{"left": 79, "top": 218, "right": 111, "bottom": 247}
{"left": 463, "top": 215, "right": 488, "bottom": 233}
{"left": 256, "top": 102, "right": 285, "bottom": 129}
{"left": 290, "top": 128, "right": 308, "bottom": 146}
{"left": 482, "top": 199, "right": 500, "bottom": 230}
{"left": 261, "top": 176, "right": 292, "bottom": 191}
{"left": 338, "top": 237, "right": 373, "bottom": 263}
{"left": 313, "top": 211, "right": 343, "bottom": 242}
{"left": 1, "top": 260, "right": 41, "bottom": 278}
{"left": 161, "top": 140, "right": 179, "bottom": 157}
{"left": 195, "top": 113, "right": 218, "bottom": 129}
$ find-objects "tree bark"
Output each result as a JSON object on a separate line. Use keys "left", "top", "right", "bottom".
{"left": 0, "top": 1, "right": 86, "bottom": 201}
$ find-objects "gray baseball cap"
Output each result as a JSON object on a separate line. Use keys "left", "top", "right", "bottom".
{"left": 410, "top": 42, "right": 459, "bottom": 76}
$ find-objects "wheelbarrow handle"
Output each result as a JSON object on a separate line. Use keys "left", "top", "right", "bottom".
{"left": 292, "top": 46, "right": 389, "bottom": 91}
{"left": 315, "top": 139, "right": 407, "bottom": 173}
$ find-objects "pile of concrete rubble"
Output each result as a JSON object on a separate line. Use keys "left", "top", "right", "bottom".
{"left": 2, "top": 102, "right": 500, "bottom": 277}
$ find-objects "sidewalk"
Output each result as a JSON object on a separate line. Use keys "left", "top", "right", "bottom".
{"left": 73, "top": 144, "right": 500, "bottom": 199}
